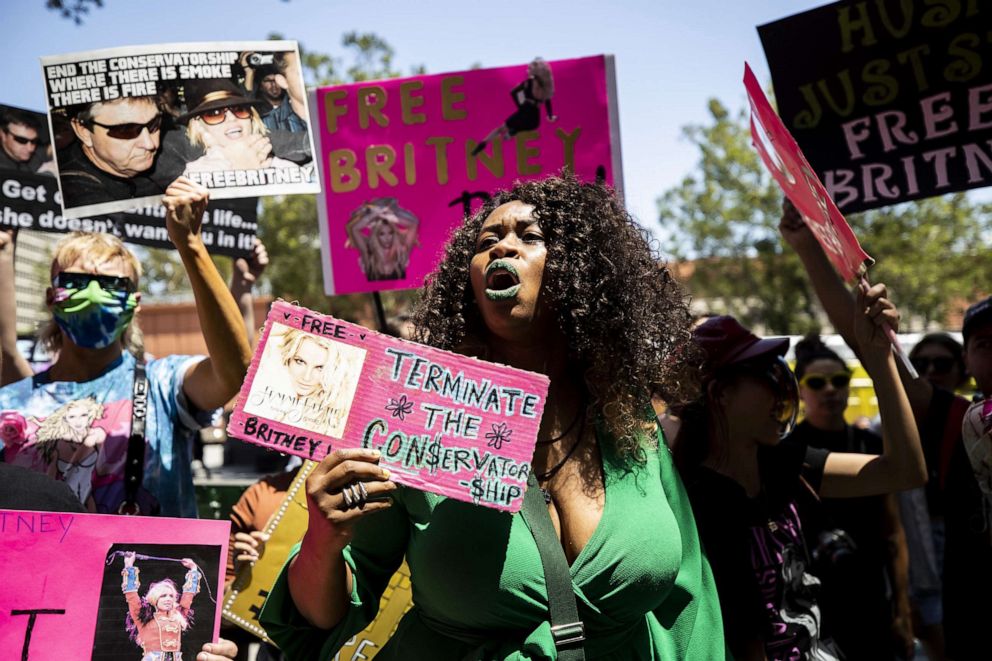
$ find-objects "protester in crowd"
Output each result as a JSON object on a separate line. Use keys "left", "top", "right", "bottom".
{"left": 260, "top": 174, "right": 725, "bottom": 658}
{"left": 0, "top": 107, "right": 49, "bottom": 173}
{"left": 230, "top": 237, "right": 269, "bottom": 347}
{"left": 344, "top": 198, "right": 420, "bottom": 282}
{"left": 223, "top": 463, "right": 303, "bottom": 661}
{"left": 910, "top": 333, "right": 969, "bottom": 395}
{"left": 240, "top": 51, "right": 308, "bottom": 134}
{"left": 673, "top": 307, "right": 924, "bottom": 661}
{"left": 60, "top": 96, "right": 167, "bottom": 208}
{"left": 786, "top": 334, "right": 913, "bottom": 660}
{"left": 779, "top": 198, "right": 992, "bottom": 660}
{"left": 0, "top": 178, "right": 252, "bottom": 516}
{"left": 473, "top": 57, "right": 557, "bottom": 156}
{"left": 177, "top": 78, "right": 303, "bottom": 177}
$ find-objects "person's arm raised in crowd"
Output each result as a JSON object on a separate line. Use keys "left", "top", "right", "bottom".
{"left": 163, "top": 177, "right": 252, "bottom": 412}
{"left": 0, "top": 230, "right": 33, "bottom": 386}
{"left": 818, "top": 283, "right": 927, "bottom": 497}
{"left": 779, "top": 199, "right": 933, "bottom": 418}
{"left": 229, "top": 238, "right": 269, "bottom": 347}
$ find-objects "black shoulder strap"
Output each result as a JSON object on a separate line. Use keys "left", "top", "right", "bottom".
{"left": 519, "top": 472, "right": 585, "bottom": 660}
{"left": 119, "top": 357, "right": 148, "bottom": 515}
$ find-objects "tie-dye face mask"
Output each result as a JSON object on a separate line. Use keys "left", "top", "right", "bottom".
{"left": 52, "top": 273, "right": 138, "bottom": 349}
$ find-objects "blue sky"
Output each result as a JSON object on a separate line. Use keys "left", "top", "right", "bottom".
{"left": 2, "top": 0, "right": 826, "bottom": 238}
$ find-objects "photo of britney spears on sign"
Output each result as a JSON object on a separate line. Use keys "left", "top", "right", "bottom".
{"left": 242, "top": 322, "right": 367, "bottom": 438}
{"left": 40, "top": 40, "right": 319, "bottom": 219}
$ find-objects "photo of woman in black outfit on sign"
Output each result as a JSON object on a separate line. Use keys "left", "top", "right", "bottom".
{"left": 472, "top": 57, "right": 557, "bottom": 156}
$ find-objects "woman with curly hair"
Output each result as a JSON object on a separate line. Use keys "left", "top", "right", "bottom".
{"left": 260, "top": 173, "right": 725, "bottom": 659}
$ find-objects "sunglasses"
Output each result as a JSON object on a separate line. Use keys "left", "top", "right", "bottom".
{"left": 723, "top": 356, "right": 799, "bottom": 436}
{"left": 54, "top": 271, "right": 136, "bottom": 294}
{"left": 197, "top": 105, "right": 252, "bottom": 125}
{"left": 799, "top": 372, "right": 851, "bottom": 390}
{"left": 86, "top": 114, "right": 162, "bottom": 140}
{"left": 910, "top": 356, "right": 956, "bottom": 375}
{"left": 10, "top": 134, "right": 40, "bottom": 146}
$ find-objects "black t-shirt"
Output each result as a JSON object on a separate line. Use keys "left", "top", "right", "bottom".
{"left": 684, "top": 441, "right": 839, "bottom": 661}
{"left": 785, "top": 422, "right": 896, "bottom": 660}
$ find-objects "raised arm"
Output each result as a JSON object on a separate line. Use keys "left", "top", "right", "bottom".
{"left": 277, "top": 51, "right": 308, "bottom": 122}
{"left": 779, "top": 199, "right": 933, "bottom": 418}
{"left": 344, "top": 210, "right": 374, "bottom": 257}
{"left": 229, "top": 238, "right": 269, "bottom": 347}
{"left": 163, "top": 177, "right": 252, "bottom": 411}
{"left": 818, "top": 284, "right": 927, "bottom": 497}
{"left": 121, "top": 552, "right": 143, "bottom": 623}
{"left": 180, "top": 558, "right": 201, "bottom": 610}
{"left": 0, "top": 230, "right": 32, "bottom": 386}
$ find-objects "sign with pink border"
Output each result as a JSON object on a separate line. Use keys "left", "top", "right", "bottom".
{"left": 0, "top": 510, "right": 229, "bottom": 660}
{"left": 227, "top": 300, "right": 550, "bottom": 512}
{"left": 745, "top": 62, "right": 873, "bottom": 283}
{"left": 312, "top": 54, "right": 622, "bottom": 295}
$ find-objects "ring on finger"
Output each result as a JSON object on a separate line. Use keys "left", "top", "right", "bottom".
{"left": 341, "top": 486, "right": 354, "bottom": 509}
{"left": 357, "top": 482, "right": 369, "bottom": 507}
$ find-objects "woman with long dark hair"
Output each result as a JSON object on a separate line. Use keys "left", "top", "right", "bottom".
{"left": 260, "top": 174, "right": 724, "bottom": 659}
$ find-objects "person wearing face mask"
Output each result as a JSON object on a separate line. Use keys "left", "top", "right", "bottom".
{"left": 0, "top": 177, "right": 252, "bottom": 516}
{"left": 784, "top": 335, "right": 914, "bottom": 661}
{"left": 673, "top": 308, "right": 924, "bottom": 661}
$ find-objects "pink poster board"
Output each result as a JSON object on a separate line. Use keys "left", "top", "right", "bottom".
{"left": 312, "top": 54, "right": 623, "bottom": 294}
{"left": 744, "top": 63, "right": 873, "bottom": 283}
{"left": 0, "top": 510, "right": 229, "bottom": 660}
{"left": 228, "top": 301, "right": 550, "bottom": 512}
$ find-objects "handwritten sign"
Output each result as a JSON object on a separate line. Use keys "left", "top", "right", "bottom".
{"left": 223, "top": 461, "right": 413, "bottom": 656}
{"left": 313, "top": 54, "right": 622, "bottom": 295}
{"left": 759, "top": 2, "right": 992, "bottom": 213}
{"left": 228, "top": 301, "right": 550, "bottom": 512}
{"left": 0, "top": 510, "right": 229, "bottom": 660}
{"left": 744, "top": 62, "right": 873, "bottom": 283}
{"left": 40, "top": 40, "right": 319, "bottom": 219}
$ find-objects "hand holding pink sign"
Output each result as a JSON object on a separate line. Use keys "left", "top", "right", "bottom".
{"left": 227, "top": 300, "right": 550, "bottom": 512}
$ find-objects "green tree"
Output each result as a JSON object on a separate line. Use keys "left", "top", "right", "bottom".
{"left": 658, "top": 98, "right": 992, "bottom": 334}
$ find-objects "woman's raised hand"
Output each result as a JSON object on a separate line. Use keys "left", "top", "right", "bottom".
{"left": 855, "top": 281, "right": 900, "bottom": 354}
{"left": 304, "top": 448, "right": 397, "bottom": 550}
{"left": 124, "top": 551, "right": 135, "bottom": 568}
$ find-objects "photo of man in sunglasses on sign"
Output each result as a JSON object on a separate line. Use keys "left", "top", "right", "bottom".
{"left": 59, "top": 96, "right": 167, "bottom": 209}
{"left": 0, "top": 106, "right": 52, "bottom": 174}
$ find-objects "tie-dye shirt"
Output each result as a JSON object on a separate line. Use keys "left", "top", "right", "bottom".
{"left": 0, "top": 351, "right": 213, "bottom": 516}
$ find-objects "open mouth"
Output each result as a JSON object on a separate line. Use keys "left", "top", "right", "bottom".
{"left": 484, "top": 259, "right": 521, "bottom": 301}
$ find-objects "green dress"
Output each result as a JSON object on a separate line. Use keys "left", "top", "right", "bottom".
{"left": 259, "top": 427, "right": 726, "bottom": 660}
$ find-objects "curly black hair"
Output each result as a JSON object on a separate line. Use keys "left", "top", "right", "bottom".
{"left": 412, "top": 173, "right": 699, "bottom": 459}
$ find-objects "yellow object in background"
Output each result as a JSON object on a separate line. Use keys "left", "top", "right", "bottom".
{"left": 223, "top": 461, "right": 413, "bottom": 655}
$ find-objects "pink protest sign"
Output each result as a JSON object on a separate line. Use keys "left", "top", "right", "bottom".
{"left": 0, "top": 510, "right": 229, "bottom": 660}
{"left": 744, "top": 63, "right": 873, "bottom": 283}
{"left": 228, "top": 300, "right": 550, "bottom": 512}
{"left": 312, "top": 54, "right": 622, "bottom": 294}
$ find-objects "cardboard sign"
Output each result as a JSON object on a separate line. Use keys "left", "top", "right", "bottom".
{"left": 0, "top": 102, "right": 258, "bottom": 255}
{"left": 312, "top": 54, "right": 623, "bottom": 295}
{"left": 0, "top": 510, "right": 229, "bottom": 660}
{"left": 222, "top": 462, "right": 413, "bottom": 655}
{"left": 228, "top": 301, "right": 550, "bottom": 512}
{"left": 759, "top": 2, "right": 992, "bottom": 212}
{"left": 745, "top": 63, "right": 873, "bottom": 283}
{"left": 40, "top": 41, "right": 319, "bottom": 218}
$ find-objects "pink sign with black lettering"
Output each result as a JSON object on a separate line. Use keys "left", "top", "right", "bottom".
{"left": 0, "top": 510, "right": 229, "bottom": 661}
{"left": 227, "top": 300, "right": 550, "bottom": 512}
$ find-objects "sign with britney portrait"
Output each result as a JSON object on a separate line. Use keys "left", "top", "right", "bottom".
{"left": 0, "top": 510, "right": 228, "bottom": 661}
{"left": 227, "top": 301, "right": 550, "bottom": 512}
{"left": 312, "top": 54, "right": 622, "bottom": 295}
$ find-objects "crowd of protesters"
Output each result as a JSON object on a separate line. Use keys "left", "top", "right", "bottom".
{"left": 1, "top": 108, "right": 991, "bottom": 661}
